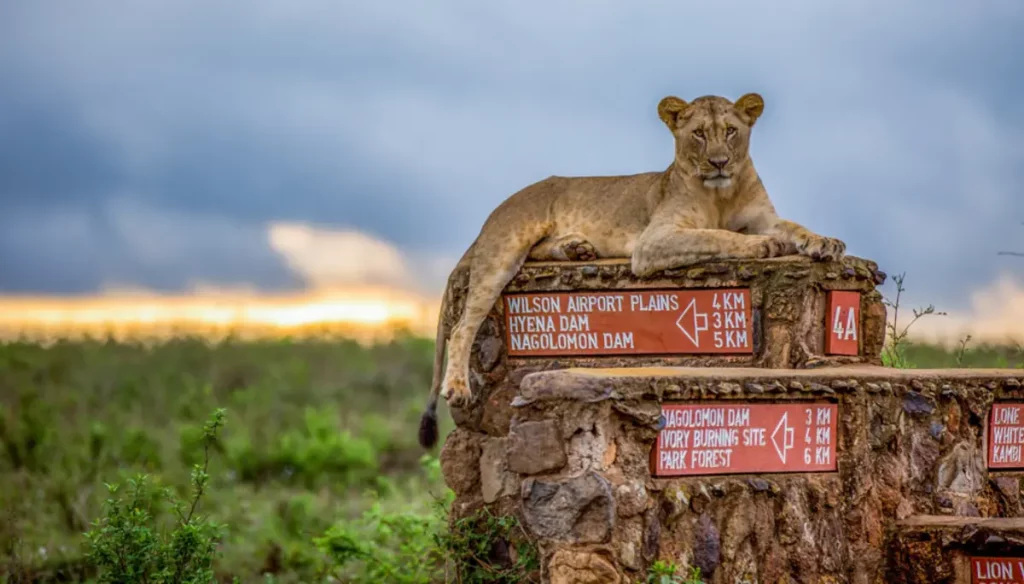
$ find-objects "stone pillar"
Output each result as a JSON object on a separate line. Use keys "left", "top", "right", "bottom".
{"left": 436, "top": 255, "right": 1024, "bottom": 583}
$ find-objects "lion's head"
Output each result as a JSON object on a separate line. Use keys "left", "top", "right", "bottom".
{"left": 657, "top": 93, "right": 764, "bottom": 190}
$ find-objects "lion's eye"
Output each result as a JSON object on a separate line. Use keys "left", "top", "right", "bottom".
{"left": 726, "top": 126, "right": 736, "bottom": 137}
{"left": 693, "top": 129, "right": 705, "bottom": 139}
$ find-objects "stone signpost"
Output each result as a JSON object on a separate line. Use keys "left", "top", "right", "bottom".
{"left": 435, "top": 255, "right": 1024, "bottom": 583}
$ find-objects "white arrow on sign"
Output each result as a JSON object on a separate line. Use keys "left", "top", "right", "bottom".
{"left": 771, "top": 413, "right": 795, "bottom": 463}
{"left": 675, "top": 298, "right": 709, "bottom": 346}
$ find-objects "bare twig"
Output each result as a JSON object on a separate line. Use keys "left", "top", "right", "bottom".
{"left": 881, "top": 272, "right": 946, "bottom": 368}
{"left": 955, "top": 335, "right": 973, "bottom": 367}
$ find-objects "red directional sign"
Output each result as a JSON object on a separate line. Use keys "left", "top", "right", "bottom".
{"left": 971, "top": 557, "right": 1024, "bottom": 584}
{"left": 503, "top": 288, "right": 753, "bottom": 357}
{"left": 652, "top": 403, "right": 838, "bottom": 476}
{"left": 825, "top": 291, "right": 860, "bottom": 356}
{"left": 988, "top": 403, "right": 1024, "bottom": 469}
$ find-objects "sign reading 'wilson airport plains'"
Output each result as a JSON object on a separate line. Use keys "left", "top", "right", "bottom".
{"left": 653, "top": 403, "right": 839, "bottom": 477}
{"left": 502, "top": 289, "right": 753, "bottom": 357}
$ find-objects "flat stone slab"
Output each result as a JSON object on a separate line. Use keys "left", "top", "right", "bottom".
{"left": 517, "top": 365, "right": 1024, "bottom": 404}
{"left": 899, "top": 516, "right": 1024, "bottom": 531}
{"left": 890, "top": 516, "right": 1024, "bottom": 583}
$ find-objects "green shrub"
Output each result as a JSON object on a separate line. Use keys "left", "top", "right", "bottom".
{"left": 437, "top": 507, "right": 539, "bottom": 584}
{"left": 315, "top": 455, "right": 450, "bottom": 583}
{"left": 646, "top": 560, "right": 703, "bottom": 584}
{"left": 224, "top": 406, "right": 379, "bottom": 488}
{"left": 316, "top": 500, "right": 443, "bottom": 584}
{"left": 83, "top": 409, "right": 227, "bottom": 583}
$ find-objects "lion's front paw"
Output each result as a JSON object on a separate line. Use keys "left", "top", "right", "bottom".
{"left": 795, "top": 234, "right": 846, "bottom": 261}
{"left": 561, "top": 240, "right": 598, "bottom": 262}
{"left": 441, "top": 374, "right": 473, "bottom": 408}
{"left": 751, "top": 235, "right": 797, "bottom": 259}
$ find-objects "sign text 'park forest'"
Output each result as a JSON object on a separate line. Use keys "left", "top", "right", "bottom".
{"left": 502, "top": 289, "right": 753, "bottom": 356}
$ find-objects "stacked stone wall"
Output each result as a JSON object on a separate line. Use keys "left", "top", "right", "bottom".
{"left": 437, "top": 256, "right": 1024, "bottom": 583}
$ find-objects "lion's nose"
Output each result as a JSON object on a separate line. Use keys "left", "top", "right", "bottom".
{"left": 709, "top": 156, "right": 729, "bottom": 170}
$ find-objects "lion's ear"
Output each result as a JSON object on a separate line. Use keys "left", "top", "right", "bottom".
{"left": 734, "top": 93, "right": 765, "bottom": 124}
{"left": 657, "top": 96, "right": 689, "bottom": 130}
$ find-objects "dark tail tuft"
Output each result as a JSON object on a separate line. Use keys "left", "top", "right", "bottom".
{"left": 418, "top": 406, "right": 439, "bottom": 449}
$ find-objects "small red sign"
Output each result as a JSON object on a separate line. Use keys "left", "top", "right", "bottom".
{"left": 825, "top": 291, "right": 860, "bottom": 356}
{"left": 971, "top": 556, "right": 1024, "bottom": 583}
{"left": 652, "top": 403, "right": 838, "bottom": 477}
{"left": 988, "top": 403, "right": 1024, "bottom": 469}
{"left": 503, "top": 289, "right": 753, "bottom": 357}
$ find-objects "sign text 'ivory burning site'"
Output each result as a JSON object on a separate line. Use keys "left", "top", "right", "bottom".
{"left": 503, "top": 289, "right": 753, "bottom": 356}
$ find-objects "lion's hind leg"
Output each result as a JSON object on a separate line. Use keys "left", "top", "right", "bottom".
{"left": 442, "top": 224, "right": 553, "bottom": 407}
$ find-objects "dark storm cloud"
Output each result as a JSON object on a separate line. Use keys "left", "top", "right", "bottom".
{"left": 0, "top": 1, "right": 1022, "bottom": 305}
{"left": 0, "top": 203, "right": 302, "bottom": 295}
{"left": 0, "top": 92, "right": 120, "bottom": 209}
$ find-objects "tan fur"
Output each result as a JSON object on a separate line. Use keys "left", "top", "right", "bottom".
{"left": 419, "top": 93, "right": 845, "bottom": 427}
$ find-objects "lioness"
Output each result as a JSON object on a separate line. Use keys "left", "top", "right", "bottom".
{"left": 418, "top": 93, "right": 845, "bottom": 449}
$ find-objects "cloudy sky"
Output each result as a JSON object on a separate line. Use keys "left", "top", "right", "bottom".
{"left": 0, "top": 1, "right": 1022, "bottom": 337}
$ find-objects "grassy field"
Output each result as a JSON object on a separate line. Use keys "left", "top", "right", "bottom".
{"left": 0, "top": 334, "right": 1021, "bottom": 583}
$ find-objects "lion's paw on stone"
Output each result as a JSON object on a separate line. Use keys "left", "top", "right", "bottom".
{"left": 441, "top": 376, "right": 473, "bottom": 407}
{"left": 751, "top": 235, "right": 796, "bottom": 259}
{"left": 561, "top": 240, "right": 598, "bottom": 262}
{"left": 797, "top": 235, "right": 846, "bottom": 261}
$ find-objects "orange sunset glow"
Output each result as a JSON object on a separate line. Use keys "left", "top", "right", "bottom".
{"left": 0, "top": 288, "right": 441, "bottom": 342}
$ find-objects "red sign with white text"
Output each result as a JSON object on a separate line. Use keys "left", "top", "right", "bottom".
{"left": 503, "top": 289, "right": 753, "bottom": 357}
{"left": 652, "top": 403, "right": 838, "bottom": 476}
{"left": 971, "top": 556, "right": 1024, "bottom": 584}
{"left": 825, "top": 291, "right": 860, "bottom": 356}
{"left": 988, "top": 403, "right": 1024, "bottom": 469}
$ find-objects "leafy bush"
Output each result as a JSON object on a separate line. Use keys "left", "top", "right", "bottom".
{"left": 436, "top": 507, "right": 540, "bottom": 584}
{"left": 315, "top": 500, "right": 444, "bottom": 584}
{"left": 646, "top": 560, "right": 704, "bottom": 584}
{"left": 83, "top": 409, "right": 227, "bottom": 584}
{"left": 315, "top": 455, "right": 449, "bottom": 583}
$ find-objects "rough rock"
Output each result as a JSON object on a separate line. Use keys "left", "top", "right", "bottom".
{"left": 477, "top": 336, "right": 504, "bottom": 372}
{"left": 548, "top": 550, "right": 620, "bottom": 584}
{"left": 902, "top": 391, "right": 936, "bottom": 416}
{"left": 617, "top": 517, "right": 643, "bottom": 571}
{"left": 506, "top": 420, "right": 567, "bottom": 475}
{"left": 615, "top": 480, "right": 648, "bottom": 517}
{"left": 692, "top": 512, "right": 721, "bottom": 578}
{"left": 522, "top": 471, "right": 615, "bottom": 543}
{"left": 439, "top": 428, "right": 481, "bottom": 494}
{"left": 480, "top": 383, "right": 516, "bottom": 437}
{"left": 479, "top": 437, "right": 516, "bottom": 503}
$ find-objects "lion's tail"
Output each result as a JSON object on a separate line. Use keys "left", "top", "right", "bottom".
{"left": 417, "top": 280, "right": 451, "bottom": 449}
{"left": 419, "top": 248, "right": 472, "bottom": 450}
